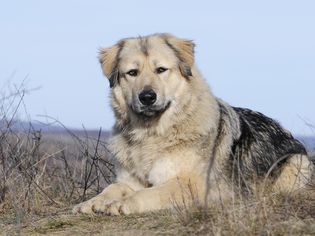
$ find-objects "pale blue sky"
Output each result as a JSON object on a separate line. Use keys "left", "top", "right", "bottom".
{"left": 1, "top": 0, "right": 314, "bottom": 135}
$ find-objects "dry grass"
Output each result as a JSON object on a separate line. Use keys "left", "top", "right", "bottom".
{"left": 2, "top": 186, "right": 315, "bottom": 235}
{"left": 174, "top": 187, "right": 315, "bottom": 235}
{"left": 1, "top": 85, "right": 315, "bottom": 235}
{"left": 0, "top": 84, "right": 114, "bottom": 234}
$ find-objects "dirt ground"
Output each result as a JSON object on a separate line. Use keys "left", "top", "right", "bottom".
{"left": 1, "top": 208, "right": 194, "bottom": 236}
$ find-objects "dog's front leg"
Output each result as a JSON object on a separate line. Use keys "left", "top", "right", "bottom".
{"left": 105, "top": 177, "right": 202, "bottom": 215}
{"left": 72, "top": 182, "right": 135, "bottom": 214}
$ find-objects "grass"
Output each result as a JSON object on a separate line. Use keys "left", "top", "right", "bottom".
{"left": 1, "top": 188, "right": 315, "bottom": 235}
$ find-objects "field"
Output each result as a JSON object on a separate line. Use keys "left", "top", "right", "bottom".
{"left": 0, "top": 123, "right": 314, "bottom": 236}
{"left": 1, "top": 89, "right": 315, "bottom": 235}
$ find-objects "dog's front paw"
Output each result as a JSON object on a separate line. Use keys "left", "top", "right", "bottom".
{"left": 91, "top": 199, "right": 117, "bottom": 214}
{"left": 72, "top": 200, "right": 95, "bottom": 214}
{"left": 104, "top": 199, "right": 136, "bottom": 216}
{"left": 72, "top": 197, "right": 116, "bottom": 215}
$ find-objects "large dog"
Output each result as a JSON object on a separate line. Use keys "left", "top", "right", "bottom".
{"left": 73, "top": 34, "right": 314, "bottom": 215}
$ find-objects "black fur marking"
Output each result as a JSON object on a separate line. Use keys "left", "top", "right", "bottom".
{"left": 229, "top": 107, "right": 307, "bottom": 186}
{"left": 179, "top": 63, "right": 192, "bottom": 78}
{"left": 109, "top": 71, "right": 119, "bottom": 88}
{"left": 109, "top": 41, "right": 125, "bottom": 88}
{"left": 163, "top": 39, "right": 193, "bottom": 79}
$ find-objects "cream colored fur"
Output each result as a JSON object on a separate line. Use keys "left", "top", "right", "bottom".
{"left": 72, "top": 34, "right": 313, "bottom": 215}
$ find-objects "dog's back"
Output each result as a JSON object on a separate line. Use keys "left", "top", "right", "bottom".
{"left": 222, "top": 105, "right": 313, "bottom": 192}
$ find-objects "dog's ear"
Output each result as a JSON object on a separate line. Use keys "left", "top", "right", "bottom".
{"left": 162, "top": 34, "right": 195, "bottom": 78}
{"left": 99, "top": 41, "right": 124, "bottom": 88}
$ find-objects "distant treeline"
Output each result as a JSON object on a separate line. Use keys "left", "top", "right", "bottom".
{"left": 298, "top": 136, "right": 315, "bottom": 152}
{"left": 1, "top": 120, "right": 314, "bottom": 151}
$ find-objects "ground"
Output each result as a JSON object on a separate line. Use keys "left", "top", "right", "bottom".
{"left": 1, "top": 209, "right": 185, "bottom": 235}
{"left": 1, "top": 189, "right": 315, "bottom": 235}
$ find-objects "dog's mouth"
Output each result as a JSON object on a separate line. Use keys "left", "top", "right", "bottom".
{"left": 132, "top": 101, "right": 171, "bottom": 119}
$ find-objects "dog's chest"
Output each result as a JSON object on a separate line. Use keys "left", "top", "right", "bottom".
{"left": 109, "top": 135, "right": 164, "bottom": 179}
{"left": 110, "top": 134, "right": 206, "bottom": 185}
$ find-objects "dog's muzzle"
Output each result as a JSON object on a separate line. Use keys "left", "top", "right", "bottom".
{"left": 138, "top": 101, "right": 171, "bottom": 117}
{"left": 131, "top": 89, "right": 171, "bottom": 118}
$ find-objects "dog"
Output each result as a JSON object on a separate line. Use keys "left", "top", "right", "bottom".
{"left": 73, "top": 33, "right": 314, "bottom": 215}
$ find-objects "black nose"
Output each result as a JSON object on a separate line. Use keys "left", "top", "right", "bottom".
{"left": 138, "top": 89, "right": 157, "bottom": 106}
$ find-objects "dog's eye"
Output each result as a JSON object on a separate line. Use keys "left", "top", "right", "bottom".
{"left": 126, "top": 69, "right": 138, "bottom": 77}
{"left": 156, "top": 67, "right": 168, "bottom": 74}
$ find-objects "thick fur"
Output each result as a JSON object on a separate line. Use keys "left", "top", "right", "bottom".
{"left": 73, "top": 34, "right": 314, "bottom": 215}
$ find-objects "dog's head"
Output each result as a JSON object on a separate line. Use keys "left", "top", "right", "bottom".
{"left": 99, "top": 34, "right": 195, "bottom": 128}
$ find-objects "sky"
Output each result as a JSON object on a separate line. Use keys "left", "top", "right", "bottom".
{"left": 0, "top": 0, "right": 314, "bottom": 135}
